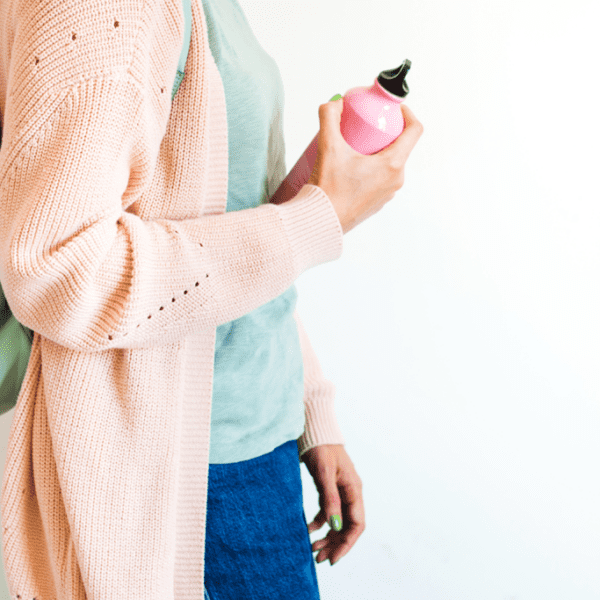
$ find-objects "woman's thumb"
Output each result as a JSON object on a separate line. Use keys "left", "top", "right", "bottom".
{"left": 318, "top": 94, "right": 344, "bottom": 145}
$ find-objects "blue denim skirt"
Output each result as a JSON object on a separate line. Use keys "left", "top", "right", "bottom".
{"left": 203, "top": 439, "right": 321, "bottom": 600}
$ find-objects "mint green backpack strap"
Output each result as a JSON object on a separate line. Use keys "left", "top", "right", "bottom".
{"left": 0, "top": 0, "right": 193, "bottom": 416}
{"left": 0, "top": 304, "right": 34, "bottom": 415}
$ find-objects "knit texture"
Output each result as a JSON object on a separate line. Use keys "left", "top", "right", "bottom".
{"left": 0, "top": 0, "right": 345, "bottom": 598}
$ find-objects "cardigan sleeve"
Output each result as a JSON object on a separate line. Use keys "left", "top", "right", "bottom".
{"left": 0, "top": 2, "right": 343, "bottom": 353}
{"left": 293, "top": 309, "right": 346, "bottom": 458}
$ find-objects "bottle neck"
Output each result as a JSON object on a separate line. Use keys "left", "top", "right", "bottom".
{"left": 373, "top": 78, "right": 406, "bottom": 103}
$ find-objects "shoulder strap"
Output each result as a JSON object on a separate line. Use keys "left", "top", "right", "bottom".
{"left": 172, "top": 0, "right": 193, "bottom": 101}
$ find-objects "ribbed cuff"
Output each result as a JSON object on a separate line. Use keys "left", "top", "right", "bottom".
{"left": 275, "top": 184, "right": 343, "bottom": 278}
{"left": 297, "top": 395, "right": 346, "bottom": 459}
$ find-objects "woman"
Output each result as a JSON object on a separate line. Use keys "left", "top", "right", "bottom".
{"left": 0, "top": 0, "right": 423, "bottom": 598}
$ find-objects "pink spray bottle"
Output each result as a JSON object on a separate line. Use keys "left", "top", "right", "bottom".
{"left": 269, "top": 59, "right": 412, "bottom": 205}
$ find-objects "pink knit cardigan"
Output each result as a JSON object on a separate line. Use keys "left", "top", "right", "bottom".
{"left": 0, "top": 0, "right": 345, "bottom": 597}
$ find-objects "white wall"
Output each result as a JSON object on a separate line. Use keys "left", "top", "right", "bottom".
{"left": 1, "top": 0, "right": 598, "bottom": 599}
{"left": 239, "top": 0, "right": 600, "bottom": 598}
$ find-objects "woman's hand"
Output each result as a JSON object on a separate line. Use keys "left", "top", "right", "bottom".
{"left": 308, "top": 99, "right": 424, "bottom": 234}
{"left": 301, "top": 444, "right": 366, "bottom": 565}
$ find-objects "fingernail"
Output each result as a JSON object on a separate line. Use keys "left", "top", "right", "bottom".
{"left": 329, "top": 94, "right": 342, "bottom": 102}
{"left": 329, "top": 514, "right": 342, "bottom": 531}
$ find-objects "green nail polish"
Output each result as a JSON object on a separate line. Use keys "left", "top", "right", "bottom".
{"left": 329, "top": 94, "right": 342, "bottom": 102}
{"left": 329, "top": 514, "right": 342, "bottom": 531}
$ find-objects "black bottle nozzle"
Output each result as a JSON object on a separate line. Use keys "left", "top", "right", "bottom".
{"left": 377, "top": 59, "right": 411, "bottom": 98}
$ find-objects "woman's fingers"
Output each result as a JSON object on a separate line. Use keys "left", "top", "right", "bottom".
{"left": 312, "top": 478, "right": 366, "bottom": 565}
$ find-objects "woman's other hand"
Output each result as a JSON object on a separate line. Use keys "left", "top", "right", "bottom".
{"left": 301, "top": 444, "right": 366, "bottom": 566}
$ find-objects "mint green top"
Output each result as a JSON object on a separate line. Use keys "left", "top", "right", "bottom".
{"left": 201, "top": 0, "right": 305, "bottom": 463}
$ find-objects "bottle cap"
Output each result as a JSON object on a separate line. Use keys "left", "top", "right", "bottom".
{"left": 377, "top": 59, "right": 411, "bottom": 98}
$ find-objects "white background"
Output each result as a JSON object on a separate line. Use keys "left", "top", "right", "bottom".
{"left": 1, "top": 0, "right": 599, "bottom": 599}
{"left": 239, "top": 0, "right": 600, "bottom": 599}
